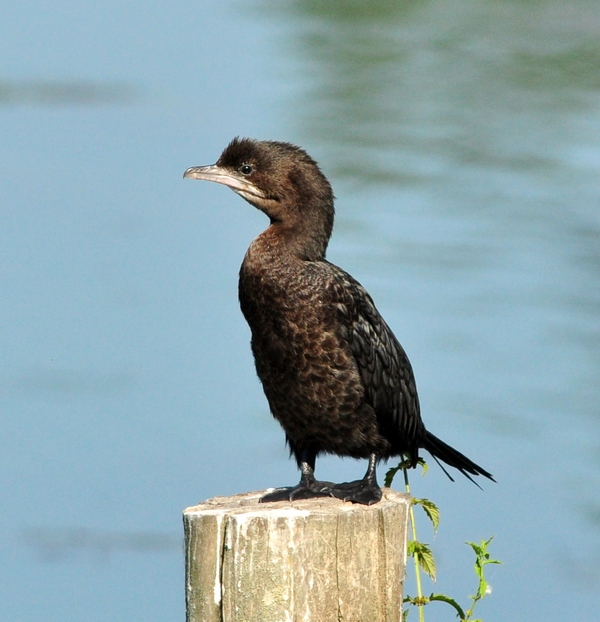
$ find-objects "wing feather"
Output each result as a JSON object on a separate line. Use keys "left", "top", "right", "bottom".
{"left": 327, "top": 267, "right": 424, "bottom": 453}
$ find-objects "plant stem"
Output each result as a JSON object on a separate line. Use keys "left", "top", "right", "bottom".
{"left": 403, "top": 467, "right": 425, "bottom": 622}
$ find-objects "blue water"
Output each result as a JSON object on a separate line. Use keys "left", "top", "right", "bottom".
{"left": 1, "top": 1, "right": 599, "bottom": 620}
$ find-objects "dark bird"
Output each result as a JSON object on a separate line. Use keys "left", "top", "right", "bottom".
{"left": 184, "top": 138, "right": 494, "bottom": 505}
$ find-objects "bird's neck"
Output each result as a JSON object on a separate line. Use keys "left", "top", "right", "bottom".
{"left": 259, "top": 192, "right": 334, "bottom": 262}
{"left": 254, "top": 220, "right": 330, "bottom": 264}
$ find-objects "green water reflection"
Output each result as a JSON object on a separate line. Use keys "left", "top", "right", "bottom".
{"left": 257, "top": 0, "right": 600, "bottom": 599}
{"left": 0, "top": 80, "right": 137, "bottom": 105}
{"left": 264, "top": 0, "right": 600, "bottom": 186}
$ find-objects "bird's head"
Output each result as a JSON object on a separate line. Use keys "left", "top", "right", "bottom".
{"left": 184, "top": 138, "right": 335, "bottom": 258}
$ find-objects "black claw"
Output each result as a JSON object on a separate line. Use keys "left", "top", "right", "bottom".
{"left": 259, "top": 455, "right": 382, "bottom": 505}
{"left": 259, "top": 479, "right": 336, "bottom": 503}
{"left": 329, "top": 479, "right": 382, "bottom": 505}
{"left": 259, "top": 479, "right": 382, "bottom": 505}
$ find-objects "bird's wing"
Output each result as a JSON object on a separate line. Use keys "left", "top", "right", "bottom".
{"left": 327, "top": 266, "right": 424, "bottom": 447}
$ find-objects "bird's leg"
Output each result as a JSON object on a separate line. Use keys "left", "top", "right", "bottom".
{"left": 259, "top": 453, "right": 336, "bottom": 503}
{"left": 330, "top": 453, "right": 383, "bottom": 505}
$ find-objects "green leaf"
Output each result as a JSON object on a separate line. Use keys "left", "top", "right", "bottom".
{"left": 463, "top": 536, "right": 501, "bottom": 619}
{"left": 467, "top": 540, "right": 484, "bottom": 557}
{"left": 409, "top": 541, "right": 437, "bottom": 581}
{"left": 413, "top": 498, "right": 440, "bottom": 533}
{"left": 429, "top": 593, "right": 465, "bottom": 619}
{"left": 384, "top": 463, "right": 403, "bottom": 487}
{"left": 384, "top": 456, "right": 431, "bottom": 487}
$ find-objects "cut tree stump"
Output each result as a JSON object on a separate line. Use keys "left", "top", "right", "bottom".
{"left": 183, "top": 488, "right": 410, "bottom": 622}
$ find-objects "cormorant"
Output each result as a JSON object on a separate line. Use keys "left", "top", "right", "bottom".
{"left": 184, "top": 137, "right": 494, "bottom": 505}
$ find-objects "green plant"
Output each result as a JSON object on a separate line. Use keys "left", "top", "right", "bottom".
{"left": 385, "top": 460, "right": 500, "bottom": 622}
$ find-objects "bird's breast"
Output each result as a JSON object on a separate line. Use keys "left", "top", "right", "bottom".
{"left": 239, "top": 251, "right": 353, "bottom": 375}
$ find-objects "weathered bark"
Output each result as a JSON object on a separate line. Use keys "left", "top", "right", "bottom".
{"left": 183, "top": 489, "right": 410, "bottom": 622}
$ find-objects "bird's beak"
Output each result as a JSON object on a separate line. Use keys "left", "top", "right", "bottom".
{"left": 183, "top": 164, "right": 264, "bottom": 199}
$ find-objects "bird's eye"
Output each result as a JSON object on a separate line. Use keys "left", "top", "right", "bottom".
{"left": 240, "top": 164, "right": 253, "bottom": 175}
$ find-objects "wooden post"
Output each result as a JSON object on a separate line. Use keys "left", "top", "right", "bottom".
{"left": 183, "top": 489, "right": 410, "bottom": 622}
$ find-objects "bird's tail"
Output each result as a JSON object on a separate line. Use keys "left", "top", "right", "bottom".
{"left": 423, "top": 431, "right": 495, "bottom": 487}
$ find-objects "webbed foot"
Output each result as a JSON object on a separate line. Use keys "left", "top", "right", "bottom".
{"left": 330, "top": 478, "right": 383, "bottom": 505}
{"left": 259, "top": 479, "right": 336, "bottom": 503}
